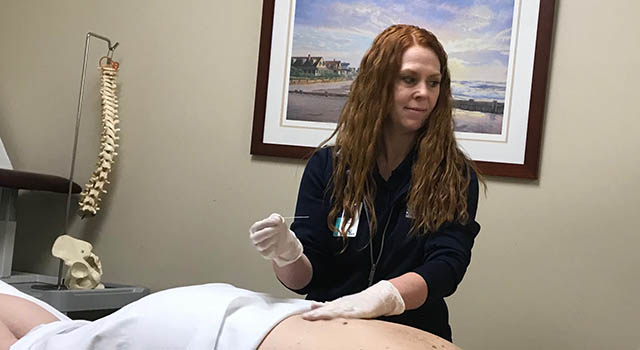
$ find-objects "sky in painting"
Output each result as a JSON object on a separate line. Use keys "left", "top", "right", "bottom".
{"left": 291, "top": 0, "right": 515, "bottom": 82}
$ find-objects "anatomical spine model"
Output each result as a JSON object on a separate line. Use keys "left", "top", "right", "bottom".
{"left": 78, "top": 58, "right": 120, "bottom": 217}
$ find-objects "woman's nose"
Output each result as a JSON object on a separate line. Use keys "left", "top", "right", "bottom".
{"left": 413, "top": 82, "right": 428, "bottom": 99}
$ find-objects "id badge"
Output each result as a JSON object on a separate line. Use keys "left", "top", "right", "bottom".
{"left": 333, "top": 204, "right": 361, "bottom": 238}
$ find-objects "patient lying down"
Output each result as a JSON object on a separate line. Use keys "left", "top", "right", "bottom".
{"left": 0, "top": 281, "right": 459, "bottom": 350}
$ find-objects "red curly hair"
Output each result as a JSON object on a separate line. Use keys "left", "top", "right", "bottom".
{"left": 318, "top": 24, "right": 483, "bottom": 240}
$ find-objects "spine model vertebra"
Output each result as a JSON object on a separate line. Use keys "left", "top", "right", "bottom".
{"left": 79, "top": 60, "right": 120, "bottom": 217}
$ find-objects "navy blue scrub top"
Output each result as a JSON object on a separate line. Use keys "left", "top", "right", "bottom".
{"left": 287, "top": 147, "right": 480, "bottom": 341}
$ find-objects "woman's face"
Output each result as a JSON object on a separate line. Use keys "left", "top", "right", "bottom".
{"left": 389, "top": 45, "right": 442, "bottom": 135}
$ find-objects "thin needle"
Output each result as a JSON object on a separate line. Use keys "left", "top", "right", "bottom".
{"left": 281, "top": 216, "right": 309, "bottom": 220}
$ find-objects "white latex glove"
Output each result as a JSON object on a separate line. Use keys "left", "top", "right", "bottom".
{"left": 249, "top": 213, "right": 304, "bottom": 267}
{"left": 302, "top": 280, "right": 405, "bottom": 320}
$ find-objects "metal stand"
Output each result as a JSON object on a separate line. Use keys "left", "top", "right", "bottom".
{"left": 1, "top": 33, "right": 150, "bottom": 313}
{"left": 55, "top": 32, "right": 119, "bottom": 288}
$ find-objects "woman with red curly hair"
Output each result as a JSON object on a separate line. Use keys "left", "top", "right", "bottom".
{"left": 250, "top": 24, "right": 484, "bottom": 342}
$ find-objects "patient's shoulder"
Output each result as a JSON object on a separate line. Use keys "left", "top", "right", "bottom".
{"left": 0, "top": 294, "right": 58, "bottom": 339}
{"left": 259, "top": 314, "right": 461, "bottom": 350}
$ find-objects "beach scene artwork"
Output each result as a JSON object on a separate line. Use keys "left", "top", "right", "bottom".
{"left": 286, "top": 0, "right": 515, "bottom": 135}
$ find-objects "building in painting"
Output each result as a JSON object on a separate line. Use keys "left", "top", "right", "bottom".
{"left": 290, "top": 54, "right": 326, "bottom": 76}
{"left": 291, "top": 55, "right": 356, "bottom": 78}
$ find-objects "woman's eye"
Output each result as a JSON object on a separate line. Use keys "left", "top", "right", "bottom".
{"left": 428, "top": 80, "right": 441, "bottom": 87}
{"left": 401, "top": 76, "right": 416, "bottom": 84}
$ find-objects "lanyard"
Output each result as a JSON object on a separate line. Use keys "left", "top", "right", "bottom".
{"left": 363, "top": 204, "right": 394, "bottom": 287}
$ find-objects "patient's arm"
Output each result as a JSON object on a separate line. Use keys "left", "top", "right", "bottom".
{"left": 259, "top": 314, "right": 461, "bottom": 350}
{"left": 0, "top": 294, "right": 58, "bottom": 340}
{"left": 0, "top": 320, "right": 17, "bottom": 350}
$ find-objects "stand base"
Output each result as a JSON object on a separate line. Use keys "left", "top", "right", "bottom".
{"left": 1, "top": 271, "right": 149, "bottom": 313}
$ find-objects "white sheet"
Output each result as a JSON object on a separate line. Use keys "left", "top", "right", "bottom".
{"left": 5, "top": 282, "right": 312, "bottom": 350}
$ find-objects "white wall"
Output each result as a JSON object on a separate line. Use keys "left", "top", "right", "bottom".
{"left": 1, "top": 1, "right": 639, "bottom": 349}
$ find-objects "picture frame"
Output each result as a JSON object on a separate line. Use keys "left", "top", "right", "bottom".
{"left": 251, "top": 0, "right": 556, "bottom": 179}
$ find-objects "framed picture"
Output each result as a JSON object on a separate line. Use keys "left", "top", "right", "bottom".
{"left": 251, "top": 0, "right": 556, "bottom": 179}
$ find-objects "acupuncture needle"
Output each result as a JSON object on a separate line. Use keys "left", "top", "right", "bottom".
{"left": 281, "top": 216, "right": 309, "bottom": 220}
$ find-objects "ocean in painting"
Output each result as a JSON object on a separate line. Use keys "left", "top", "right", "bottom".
{"left": 287, "top": 79, "right": 506, "bottom": 135}
{"left": 451, "top": 80, "right": 505, "bottom": 134}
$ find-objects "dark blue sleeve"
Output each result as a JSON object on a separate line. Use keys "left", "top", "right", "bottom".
{"left": 412, "top": 168, "right": 481, "bottom": 300}
{"left": 285, "top": 148, "right": 335, "bottom": 295}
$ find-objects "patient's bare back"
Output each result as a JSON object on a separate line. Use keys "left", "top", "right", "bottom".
{"left": 259, "top": 314, "right": 461, "bottom": 350}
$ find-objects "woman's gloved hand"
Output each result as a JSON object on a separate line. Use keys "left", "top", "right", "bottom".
{"left": 301, "top": 280, "right": 405, "bottom": 320}
{"left": 249, "top": 213, "right": 304, "bottom": 267}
